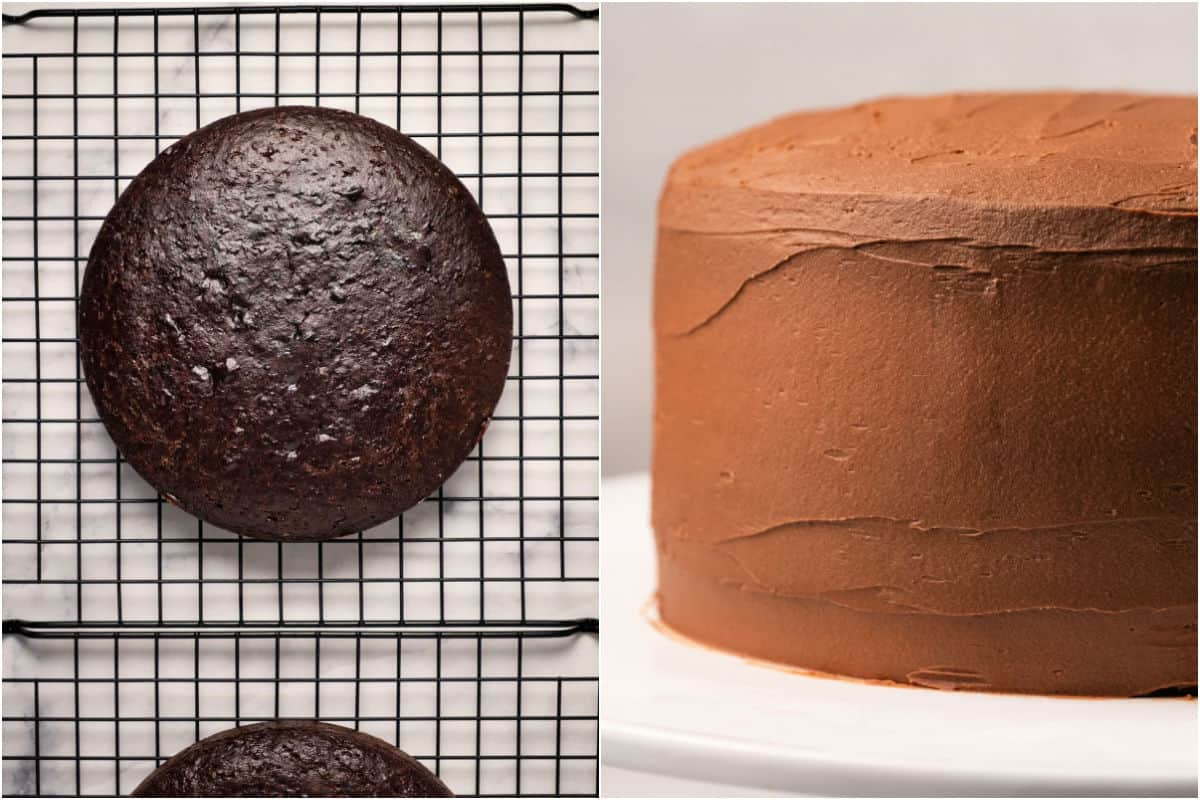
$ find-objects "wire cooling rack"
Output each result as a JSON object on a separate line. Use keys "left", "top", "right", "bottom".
{"left": 1, "top": 4, "right": 599, "bottom": 796}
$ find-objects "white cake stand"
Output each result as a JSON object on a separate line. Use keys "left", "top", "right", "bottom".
{"left": 600, "top": 472, "right": 1197, "bottom": 797}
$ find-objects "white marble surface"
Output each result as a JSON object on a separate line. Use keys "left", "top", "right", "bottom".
{"left": 2, "top": 5, "right": 598, "bottom": 796}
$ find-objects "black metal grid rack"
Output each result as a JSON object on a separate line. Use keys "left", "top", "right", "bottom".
{"left": 1, "top": 4, "right": 599, "bottom": 796}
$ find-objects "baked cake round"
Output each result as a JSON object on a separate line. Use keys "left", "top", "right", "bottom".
{"left": 80, "top": 106, "right": 511, "bottom": 541}
{"left": 130, "top": 720, "right": 453, "bottom": 797}
{"left": 653, "top": 93, "right": 1198, "bottom": 696}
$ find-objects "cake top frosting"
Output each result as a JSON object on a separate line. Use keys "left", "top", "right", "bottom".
{"left": 668, "top": 93, "right": 1197, "bottom": 215}
{"left": 656, "top": 93, "right": 1198, "bottom": 336}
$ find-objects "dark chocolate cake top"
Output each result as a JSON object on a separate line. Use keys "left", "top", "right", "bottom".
{"left": 130, "top": 720, "right": 454, "bottom": 797}
{"left": 80, "top": 106, "right": 512, "bottom": 540}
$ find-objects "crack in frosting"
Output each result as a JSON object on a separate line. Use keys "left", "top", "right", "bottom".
{"left": 664, "top": 237, "right": 1197, "bottom": 336}
{"left": 659, "top": 514, "right": 1195, "bottom": 615}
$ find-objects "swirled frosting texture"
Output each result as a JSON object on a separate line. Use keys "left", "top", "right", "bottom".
{"left": 652, "top": 93, "right": 1198, "bottom": 696}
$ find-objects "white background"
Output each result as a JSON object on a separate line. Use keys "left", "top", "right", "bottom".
{"left": 601, "top": 1, "right": 1200, "bottom": 476}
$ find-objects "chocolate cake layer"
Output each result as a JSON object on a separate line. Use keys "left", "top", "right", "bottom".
{"left": 131, "top": 720, "right": 453, "bottom": 796}
{"left": 80, "top": 106, "right": 512, "bottom": 541}
{"left": 652, "top": 93, "right": 1198, "bottom": 695}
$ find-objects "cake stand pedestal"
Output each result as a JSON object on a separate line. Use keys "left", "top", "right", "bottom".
{"left": 600, "top": 472, "right": 1197, "bottom": 797}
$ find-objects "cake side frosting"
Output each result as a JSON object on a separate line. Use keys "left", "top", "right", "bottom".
{"left": 652, "top": 93, "right": 1198, "bottom": 695}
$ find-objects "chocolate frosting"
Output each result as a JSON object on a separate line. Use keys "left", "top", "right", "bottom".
{"left": 652, "top": 93, "right": 1198, "bottom": 695}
